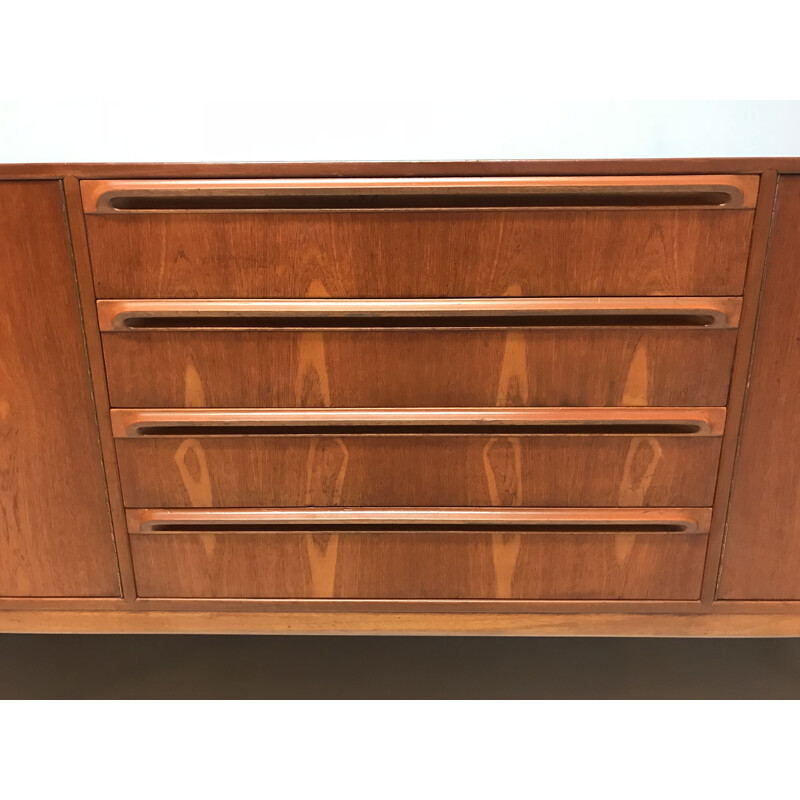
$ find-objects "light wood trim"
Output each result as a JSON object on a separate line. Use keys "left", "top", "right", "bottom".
{"left": 81, "top": 175, "right": 759, "bottom": 212}
{"left": 0, "top": 595, "right": 710, "bottom": 613}
{"left": 110, "top": 407, "right": 727, "bottom": 438}
{"left": 126, "top": 507, "right": 712, "bottom": 534}
{"left": 97, "top": 297, "right": 742, "bottom": 331}
{"left": 5, "top": 610, "right": 800, "bottom": 636}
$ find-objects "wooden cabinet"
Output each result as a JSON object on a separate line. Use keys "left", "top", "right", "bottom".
{"left": 717, "top": 176, "right": 800, "bottom": 599}
{"left": 0, "top": 181, "right": 119, "bottom": 596}
{"left": 2, "top": 162, "right": 800, "bottom": 634}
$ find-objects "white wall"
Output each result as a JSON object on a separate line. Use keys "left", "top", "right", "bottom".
{"left": 2, "top": 2, "right": 798, "bottom": 162}
{"left": 2, "top": 100, "right": 800, "bottom": 163}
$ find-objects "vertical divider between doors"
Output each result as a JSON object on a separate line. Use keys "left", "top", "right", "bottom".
{"left": 700, "top": 170, "right": 779, "bottom": 604}
{"left": 62, "top": 175, "right": 138, "bottom": 602}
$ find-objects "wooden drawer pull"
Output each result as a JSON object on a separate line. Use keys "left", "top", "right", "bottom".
{"left": 127, "top": 507, "right": 712, "bottom": 534}
{"left": 110, "top": 407, "right": 726, "bottom": 438}
{"left": 97, "top": 298, "right": 742, "bottom": 331}
{"left": 82, "top": 176, "right": 758, "bottom": 212}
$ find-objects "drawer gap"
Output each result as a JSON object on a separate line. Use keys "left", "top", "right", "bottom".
{"left": 97, "top": 298, "right": 743, "bottom": 331}
{"left": 110, "top": 408, "right": 727, "bottom": 438}
{"left": 117, "top": 313, "right": 721, "bottom": 330}
{"left": 129, "top": 422, "right": 706, "bottom": 436}
{"left": 103, "top": 190, "right": 735, "bottom": 211}
{"left": 127, "top": 507, "right": 711, "bottom": 534}
{"left": 139, "top": 522, "right": 693, "bottom": 534}
{"left": 82, "top": 176, "right": 759, "bottom": 213}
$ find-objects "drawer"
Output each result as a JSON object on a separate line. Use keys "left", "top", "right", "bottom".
{"left": 126, "top": 508, "right": 710, "bottom": 600}
{"left": 81, "top": 176, "right": 757, "bottom": 298}
{"left": 100, "top": 325, "right": 737, "bottom": 408}
{"left": 111, "top": 408, "right": 725, "bottom": 508}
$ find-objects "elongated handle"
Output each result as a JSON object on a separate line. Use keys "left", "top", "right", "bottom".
{"left": 96, "top": 297, "right": 742, "bottom": 331}
{"left": 127, "top": 507, "right": 713, "bottom": 534}
{"left": 81, "top": 175, "right": 759, "bottom": 212}
{"left": 110, "top": 407, "right": 727, "bottom": 438}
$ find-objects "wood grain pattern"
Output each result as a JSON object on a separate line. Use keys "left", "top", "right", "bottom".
{"left": 114, "top": 434, "right": 722, "bottom": 508}
{"left": 718, "top": 176, "right": 800, "bottom": 599}
{"left": 85, "top": 210, "right": 754, "bottom": 298}
{"left": 172, "top": 439, "right": 213, "bottom": 507}
{"left": 96, "top": 297, "right": 743, "bottom": 331}
{"left": 0, "top": 181, "right": 119, "bottom": 596}
{"left": 81, "top": 175, "right": 760, "bottom": 213}
{"left": 101, "top": 328, "right": 738, "bottom": 408}
{"left": 129, "top": 531, "right": 707, "bottom": 599}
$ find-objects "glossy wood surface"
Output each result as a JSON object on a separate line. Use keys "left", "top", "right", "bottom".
{"left": 97, "top": 297, "right": 743, "bottom": 331}
{"left": 718, "top": 176, "right": 800, "bottom": 599}
{"left": 129, "top": 531, "right": 707, "bottom": 600}
{"left": 85, "top": 209, "right": 754, "bottom": 298}
{"left": 101, "top": 328, "right": 737, "bottom": 408}
{"left": 115, "top": 433, "right": 722, "bottom": 508}
{"left": 81, "top": 175, "right": 760, "bottom": 212}
{"left": 0, "top": 181, "right": 119, "bottom": 596}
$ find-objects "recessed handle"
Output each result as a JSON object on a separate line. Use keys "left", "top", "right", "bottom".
{"left": 127, "top": 507, "right": 712, "bottom": 534}
{"left": 97, "top": 297, "right": 742, "bottom": 331}
{"left": 81, "top": 175, "right": 759, "bottom": 213}
{"left": 110, "top": 407, "right": 727, "bottom": 438}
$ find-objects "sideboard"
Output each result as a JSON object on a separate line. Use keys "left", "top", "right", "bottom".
{"left": 2, "top": 159, "right": 799, "bottom": 635}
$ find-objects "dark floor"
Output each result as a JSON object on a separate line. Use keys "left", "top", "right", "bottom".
{"left": 1, "top": 635, "right": 799, "bottom": 698}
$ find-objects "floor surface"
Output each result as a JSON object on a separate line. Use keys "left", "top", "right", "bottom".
{"left": 1, "top": 635, "right": 799, "bottom": 698}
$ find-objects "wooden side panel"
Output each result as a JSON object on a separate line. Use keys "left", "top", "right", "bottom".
{"left": 101, "top": 329, "right": 737, "bottom": 408}
{"left": 85, "top": 210, "right": 754, "bottom": 298}
{"left": 718, "top": 177, "right": 800, "bottom": 599}
{"left": 0, "top": 181, "right": 119, "bottom": 596}
{"left": 130, "top": 532, "right": 707, "bottom": 599}
{"left": 115, "top": 435, "right": 722, "bottom": 508}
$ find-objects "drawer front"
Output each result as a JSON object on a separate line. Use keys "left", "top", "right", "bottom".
{"left": 85, "top": 210, "right": 754, "bottom": 299}
{"left": 87, "top": 175, "right": 746, "bottom": 607}
{"left": 82, "top": 176, "right": 757, "bottom": 298}
{"left": 101, "top": 328, "right": 737, "bottom": 408}
{"left": 129, "top": 530, "right": 707, "bottom": 599}
{"left": 115, "top": 433, "right": 723, "bottom": 508}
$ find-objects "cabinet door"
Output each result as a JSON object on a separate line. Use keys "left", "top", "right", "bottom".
{"left": 718, "top": 176, "right": 800, "bottom": 599}
{"left": 0, "top": 181, "right": 119, "bottom": 596}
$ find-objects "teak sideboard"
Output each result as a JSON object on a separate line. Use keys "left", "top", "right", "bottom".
{"left": 2, "top": 159, "right": 800, "bottom": 636}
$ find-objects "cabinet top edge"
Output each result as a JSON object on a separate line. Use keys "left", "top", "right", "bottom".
{"left": 1, "top": 158, "right": 800, "bottom": 180}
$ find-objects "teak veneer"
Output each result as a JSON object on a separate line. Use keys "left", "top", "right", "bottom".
{"left": 1, "top": 162, "right": 799, "bottom": 635}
